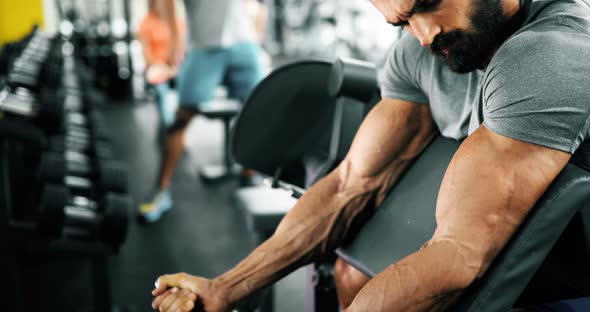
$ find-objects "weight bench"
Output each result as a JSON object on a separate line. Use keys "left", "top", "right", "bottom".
{"left": 337, "top": 136, "right": 590, "bottom": 310}
{"left": 232, "top": 58, "right": 374, "bottom": 253}
{"left": 198, "top": 99, "right": 241, "bottom": 181}
{"left": 232, "top": 60, "right": 339, "bottom": 312}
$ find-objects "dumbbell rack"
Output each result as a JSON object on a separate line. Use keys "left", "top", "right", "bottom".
{"left": 0, "top": 139, "right": 113, "bottom": 312}
{"left": 0, "top": 30, "right": 129, "bottom": 311}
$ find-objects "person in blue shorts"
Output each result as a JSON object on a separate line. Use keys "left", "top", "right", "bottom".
{"left": 138, "top": 0, "right": 265, "bottom": 222}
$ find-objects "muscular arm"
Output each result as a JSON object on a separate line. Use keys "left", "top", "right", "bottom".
{"left": 156, "top": 98, "right": 436, "bottom": 310}
{"left": 214, "top": 98, "right": 436, "bottom": 307}
{"left": 346, "top": 126, "right": 571, "bottom": 312}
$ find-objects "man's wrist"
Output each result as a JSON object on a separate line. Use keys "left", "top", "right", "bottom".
{"left": 209, "top": 277, "right": 234, "bottom": 308}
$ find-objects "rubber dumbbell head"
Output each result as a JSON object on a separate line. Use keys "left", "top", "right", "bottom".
{"left": 98, "top": 160, "right": 128, "bottom": 193}
{"left": 39, "top": 184, "right": 68, "bottom": 238}
{"left": 40, "top": 152, "right": 67, "bottom": 182}
{"left": 99, "top": 193, "right": 130, "bottom": 246}
{"left": 95, "top": 141, "right": 114, "bottom": 159}
{"left": 38, "top": 88, "right": 65, "bottom": 130}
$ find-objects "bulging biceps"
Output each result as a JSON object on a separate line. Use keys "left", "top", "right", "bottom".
{"left": 346, "top": 100, "right": 435, "bottom": 178}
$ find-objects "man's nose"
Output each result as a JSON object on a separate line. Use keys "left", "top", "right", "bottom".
{"left": 409, "top": 18, "right": 441, "bottom": 47}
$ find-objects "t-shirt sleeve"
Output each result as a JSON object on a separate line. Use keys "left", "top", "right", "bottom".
{"left": 482, "top": 31, "right": 590, "bottom": 154}
{"left": 380, "top": 34, "right": 429, "bottom": 104}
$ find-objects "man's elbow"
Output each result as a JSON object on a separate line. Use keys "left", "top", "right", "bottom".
{"left": 447, "top": 262, "right": 481, "bottom": 293}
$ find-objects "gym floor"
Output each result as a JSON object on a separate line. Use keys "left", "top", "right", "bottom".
{"left": 104, "top": 97, "right": 251, "bottom": 310}
{"left": 101, "top": 93, "right": 307, "bottom": 311}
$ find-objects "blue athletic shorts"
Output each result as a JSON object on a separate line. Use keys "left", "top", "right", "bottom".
{"left": 177, "top": 42, "right": 264, "bottom": 109}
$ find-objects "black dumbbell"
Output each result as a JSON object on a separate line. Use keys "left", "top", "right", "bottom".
{"left": 39, "top": 184, "right": 129, "bottom": 247}
{"left": 9, "top": 57, "right": 64, "bottom": 92}
{"left": 0, "top": 84, "right": 111, "bottom": 154}
{"left": 0, "top": 87, "right": 64, "bottom": 131}
{"left": 59, "top": 87, "right": 83, "bottom": 114}
{"left": 13, "top": 46, "right": 50, "bottom": 73}
{"left": 56, "top": 81, "right": 109, "bottom": 136}
{"left": 40, "top": 151, "right": 128, "bottom": 194}
{"left": 8, "top": 43, "right": 53, "bottom": 89}
{"left": 63, "top": 112, "right": 113, "bottom": 142}
{"left": 0, "top": 84, "right": 100, "bottom": 139}
{"left": 48, "top": 133, "right": 114, "bottom": 159}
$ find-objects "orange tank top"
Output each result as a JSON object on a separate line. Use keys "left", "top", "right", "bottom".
{"left": 137, "top": 13, "right": 185, "bottom": 65}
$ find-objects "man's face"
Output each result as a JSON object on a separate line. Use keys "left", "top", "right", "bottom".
{"left": 371, "top": 0, "right": 508, "bottom": 73}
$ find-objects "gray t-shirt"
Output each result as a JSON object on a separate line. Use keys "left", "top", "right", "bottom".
{"left": 381, "top": 0, "right": 590, "bottom": 169}
{"left": 183, "top": 0, "right": 256, "bottom": 49}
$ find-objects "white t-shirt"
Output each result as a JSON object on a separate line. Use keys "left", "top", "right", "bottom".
{"left": 183, "top": 0, "right": 257, "bottom": 49}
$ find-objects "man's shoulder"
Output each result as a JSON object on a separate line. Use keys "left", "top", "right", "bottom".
{"left": 493, "top": 17, "right": 590, "bottom": 71}
{"left": 524, "top": 0, "right": 590, "bottom": 34}
{"left": 483, "top": 12, "right": 590, "bottom": 102}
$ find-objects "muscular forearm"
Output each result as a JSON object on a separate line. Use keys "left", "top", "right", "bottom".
{"left": 346, "top": 240, "right": 470, "bottom": 312}
{"left": 214, "top": 158, "right": 413, "bottom": 307}
{"left": 212, "top": 100, "right": 437, "bottom": 308}
{"left": 153, "top": 101, "right": 444, "bottom": 311}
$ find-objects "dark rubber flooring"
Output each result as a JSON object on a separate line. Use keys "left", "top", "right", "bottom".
{"left": 105, "top": 99, "right": 255, "bottom": 311}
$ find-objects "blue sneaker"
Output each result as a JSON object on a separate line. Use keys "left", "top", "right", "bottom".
{"left": 139, "top": 189, "right": 173, "bottom": 222}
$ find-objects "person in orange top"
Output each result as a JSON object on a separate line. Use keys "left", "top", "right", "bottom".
{"left": 137, "top": 0, "right": 185, "bottom": 128}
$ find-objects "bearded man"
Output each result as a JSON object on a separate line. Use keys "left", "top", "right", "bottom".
{"left": 151, "top": 0, "right": 590, "bottom": 310}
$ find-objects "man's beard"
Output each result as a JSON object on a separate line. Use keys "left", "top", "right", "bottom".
{"left": 430, "top": 0, "right": 510, "bottom": 73}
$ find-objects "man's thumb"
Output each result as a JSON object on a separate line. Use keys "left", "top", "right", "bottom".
{"left": 159, "top": 273, "right": 197, "bottom": 292}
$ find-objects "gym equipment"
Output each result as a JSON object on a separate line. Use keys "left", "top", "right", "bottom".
{"left": 232, "top": 61, "right": 337, "bottom": 177}
{"left": 0, "top": 87, "right": 113, "bottom": 160}
{"left": 0, "top": 87, "right": 64, "bottom": 131}
{"left": 233, "top": 58, "right": 376, "bottom": 186}
{"left": 1, "top": 141, "right": 129, "bottom": 248}
{"left": 40, "top": 151, "right": 128, "bottom": 194}
{"left": 39, "top": 184, "right": 129, "bottom": 246}
{"left": 198, "top": 99, "right": 242, "bottom": 181}
{"left": 49, "top": 134, "right": 114, "bottom": 159}
{"left": 1, "top": 28, "right": 130, "bottom": 312}
{"left": 7, "top": 35, "right": 60, "bottom": 90}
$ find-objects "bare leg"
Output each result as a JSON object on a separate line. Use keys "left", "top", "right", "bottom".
{"left": 159, "top": 107, "right": 198, "bottom": 189}
{"left": 333, "top": 257, "right": 371, "bottom": 310}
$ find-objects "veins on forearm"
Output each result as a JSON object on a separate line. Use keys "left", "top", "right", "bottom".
{"left": 216, "top": 158, "right": 416, "bottom": 310}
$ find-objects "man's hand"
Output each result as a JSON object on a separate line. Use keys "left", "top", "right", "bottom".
{"left": 152, "top": 287, "right": 197, "bottom": 312}
{"left": 152, "top": 273, "right": 229, "bottom": 312}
